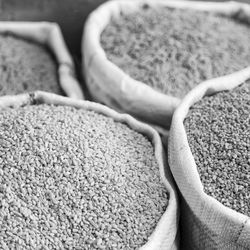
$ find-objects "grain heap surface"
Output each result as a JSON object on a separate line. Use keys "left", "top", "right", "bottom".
{"left": 184, "top": 81, "right": 250, "bottom": 216}
{"left": 101, "top": 6, "right": 250, "bottom": 98}
{"left": 0, "top": 104, "right": 168, "bottom": 249}
{"left": 0, "top": 34, "right": 63, "bottom": 95}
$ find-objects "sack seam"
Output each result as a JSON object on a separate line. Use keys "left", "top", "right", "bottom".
{"left": 235, "top": 219, "right": 250, "bottom": 249}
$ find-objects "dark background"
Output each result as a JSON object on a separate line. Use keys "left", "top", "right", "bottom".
{"left": 0, "top": 0, "right": 248, "bottom": 58}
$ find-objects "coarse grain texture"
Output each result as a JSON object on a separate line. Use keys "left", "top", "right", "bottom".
{"left": 0, "top": 34, "right": 63, "bottom": 96}
{"left": 184, "top": 80, "right": 250, "bottom": 217}
{"left": 0, "top": 104, "right": 168, "bottom": 250}
{"left": 101, "top": 6, "right": 250, "bottom": 98}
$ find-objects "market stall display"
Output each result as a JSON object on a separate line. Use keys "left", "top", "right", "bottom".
{"left": 0, "top": 22, "right": 84, "bottom": 99}
{"left": 0, "top": 91, "right": 179, "bottom": 250}
{"left": 83, "top": 0, "right": 250, "bottom": 129}
{"left": 168, "top": 68, "right": 250, "bottom": 249}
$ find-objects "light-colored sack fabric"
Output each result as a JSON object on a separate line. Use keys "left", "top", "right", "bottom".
{"left": 82, "top": 0, "right": 250, "bottom": 130}
{"left": 0, "top": 22, "right": 84, "bottom": 99}
{"left": 168, "top": 67, "right": 250, "bottom": 249}
{"left": 0, "top": 90, "right": 179, "bottom": 250}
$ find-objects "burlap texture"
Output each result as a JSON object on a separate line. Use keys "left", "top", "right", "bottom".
{"left": 168, "top": 68, "right": 250, "bottom": 249}
{"left": 82, "top": 0, "right": 250, "bottom": 129}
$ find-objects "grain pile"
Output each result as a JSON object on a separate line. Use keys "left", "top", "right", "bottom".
{"left": 101, "top": 5, "right": 250, "bottom": 98}
{"left": 184, "top": 81, "right": 250, "bottom": 217}
{"left": 0, "top": 34, "right": 63, "bottom": 96}
{"left": 0, "top": 104, "right": 168, "bottom": 250}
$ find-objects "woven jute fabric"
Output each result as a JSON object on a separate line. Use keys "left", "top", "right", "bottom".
{"left": 0, "top": 91, "right": 179, "bottom": 250}
{"left": 168, "top": 68, "right": 250, "bottom": 249}
{"left": 0, "top": 21, "right": 84, "bottom": 99}
{"left": 82, "top": 0, "right": 250, "bottom": 130}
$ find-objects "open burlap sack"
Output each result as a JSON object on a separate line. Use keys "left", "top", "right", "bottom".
{"left": 168, "top": 67, "right": 250, "bottom": 249}
{"left": 0, "top": 91, "right": 179, "bottom": 250}
{"left": 83, "top": 0, "right": 250, "bottom": 131}
{"left": 0, "top": 21, "right": 84, "bottom": 99}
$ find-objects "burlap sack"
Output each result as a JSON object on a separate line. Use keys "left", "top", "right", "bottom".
{"left": 82, "top": 0, "right": 250, "bottom": 130}
{"left": 0, "top": 91, "right": 179, "bottom": 250}
{"left": 0, "top": 22, "right": 84, "bottom": 99}
{"left": 168, "top": 67, "right": 250, "bottom": 249}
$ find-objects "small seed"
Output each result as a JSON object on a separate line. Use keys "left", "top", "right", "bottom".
{"left": 184, "top": 80, "right": 250, "bottom": 216}
{"left": 0, "top": 104, "right": 168, "bottom": 249}
{"left": 0, "top": 34, "right": 63, "bottom": 96}
{"left": 101, "top": 6, "right": 250, "bottom": 98}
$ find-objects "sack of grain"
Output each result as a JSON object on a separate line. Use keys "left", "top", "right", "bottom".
{"left": 0, "top": 22, "right": 84, "bottom": 99}
{"left": 83, "top": 0, "right": 250, "bottom": 131}
{"left": 0, "top": 91, "right": 178, "bottom": 250}
{"left": 168, "top": 67, "right": 250, "bottom": 249}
